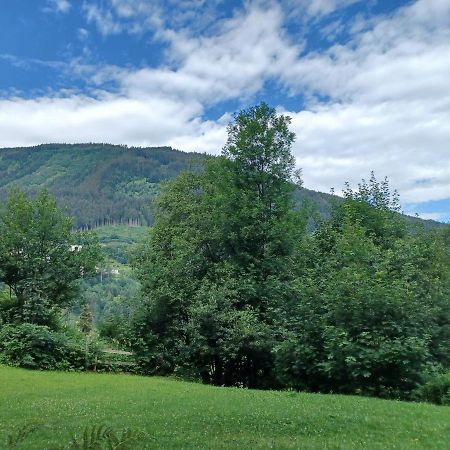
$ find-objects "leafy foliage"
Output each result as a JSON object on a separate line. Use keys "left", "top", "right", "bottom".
{"left": 130, "top": 104, "right": 449, "bottom": 399}
{"left": 57, "top": 425, "right": 143, "bottom": 450}
{"left": 0, "top": 189, "right": 101, "bottom": 327}
{"left": 4, "top": 424, "right": 142, "bottom": 450}
{"left": 415, "top": 372, "right": 450, "bottom": 406}
{"left": 0, "top": 323, "right": 93, "bottom": 370}
{"left": 275, "top": 177, "right": 450, "bottom": 398}
{"left": 131, "top": 103, "right": 306, "bottom": 387}
{"left": 0, "top": 106, "right": 448, "bottom": 403}
{"left": 4, "top": 424, "right": 38, "bottom": 449}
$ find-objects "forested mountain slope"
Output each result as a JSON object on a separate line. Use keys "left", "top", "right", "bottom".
{"left": 0, "top": 143, "right": 442, "bottom": 229}
{"left": 0, "top": 144, "right": 198, "bottom": 227}
{"left": 0, "top": 144, "right": 337, "bottom": 228}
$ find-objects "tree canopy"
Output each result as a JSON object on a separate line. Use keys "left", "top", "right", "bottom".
{"left": 0, "top": 189, "right": 101, "bottom": 327}
{"left": 131, "top": 103, "right": 449, "bottom": 398}
{"left": 132, "top": 103, "right": 304, "bottom": 387}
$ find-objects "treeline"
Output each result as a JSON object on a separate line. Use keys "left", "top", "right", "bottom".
{"left": 0, "top": 105, "right": 448, "bottom": 404}
{"left": 128, "top": 104, "right": 449, "bottom": 401}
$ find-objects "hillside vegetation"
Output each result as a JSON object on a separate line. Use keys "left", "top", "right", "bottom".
{"left": 0, "top": 105, "right": 448, "bottom": 409}
{"left": 0, "top": 144, "right": 197, "bottom": 228}
{"left": 0, "top": 365, "right": 449, "bottom": 450}
{"left": 0, "top": 143, "right": 354, "bottom": 228}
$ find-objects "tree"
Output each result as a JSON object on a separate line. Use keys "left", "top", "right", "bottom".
{"left": 131, "top": 103, "right": 304, "bottom": 386}
{"left": 276, "top": 176, "right": 450, "bottom": 399}
{"left": 0, "top": 189, "right": 101, "bottom": 327}
{"left": 336, "top": 172, "right": 406, "bottom": 246}
{"left": 79, "top": 303, "right": 93, "bottom": 334}
{"left": 221, "top": 103, "right": 299, "bottom": 269}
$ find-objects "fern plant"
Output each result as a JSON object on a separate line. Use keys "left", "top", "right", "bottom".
{"left": 5, "top": 424, "right": 38, "bottom": 448}
{"left": 54, "top": 424, "right": 143, "bottom": 450}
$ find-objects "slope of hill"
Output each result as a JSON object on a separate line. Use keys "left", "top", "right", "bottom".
{"left": 1, "top": 365, "right": 449, "bottom": 449}
{"left": 0, "top": 143, "right": 444, "bottom": 229}
{"left": 0, "top": 143, "right": 340, "bottom": 228}
{"left": 0, "top": 144, "right": 200, "bottom": 228}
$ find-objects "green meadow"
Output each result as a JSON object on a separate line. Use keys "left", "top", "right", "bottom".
{"left": 1, "top": 366, "right": 449, "bottom": 449}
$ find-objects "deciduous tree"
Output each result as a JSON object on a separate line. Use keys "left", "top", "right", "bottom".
{"left": 0, "top": 189, "right": 100, "bottom": 327}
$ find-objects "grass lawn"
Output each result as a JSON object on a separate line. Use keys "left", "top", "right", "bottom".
{"left": 0, "top": 365, "right": 449, "bottom": 449}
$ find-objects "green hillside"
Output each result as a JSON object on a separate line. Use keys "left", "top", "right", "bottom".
{"left": 0, "top": 143, "right": 442, "bottom": 331}
{"left": 80, "top": 225, "right": 148, "bottom": 327}
{"left": 1, "top": 365, "right": 449, "bottom": 449}
{"left": 0, "top": 144, "right": 200, "bottom": 228}
{"left": 0, "top": 143, "right": 341, "bottom": 228}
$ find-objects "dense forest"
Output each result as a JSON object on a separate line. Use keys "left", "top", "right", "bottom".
{"left": 0, "top": 144, "right": 198, "bottom": 228}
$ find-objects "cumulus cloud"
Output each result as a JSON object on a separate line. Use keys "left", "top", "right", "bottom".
{"left": 2, "top": 0, "right": 450, "bottom": 213}
{"left": 0, "top": 94, "right": 209, "bottom": 148}
{"left": 278, "top": 0, "right": 450, "bottom": 206}
{"left": 115, "top": 4, "right": 300, "bottom": 104}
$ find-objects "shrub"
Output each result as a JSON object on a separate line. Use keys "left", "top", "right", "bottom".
{"left": 416, "top": 372, "right": 450, "bottom": 406}
{"left": 96, "top": 351, "right": 137, "bottom": 373}
{"left": 0, "top": 324, "right": 88, "bottom": 370}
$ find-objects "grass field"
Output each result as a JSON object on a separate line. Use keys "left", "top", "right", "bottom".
{"left": 0, "top": 366, "right": 449, "bottom": 449}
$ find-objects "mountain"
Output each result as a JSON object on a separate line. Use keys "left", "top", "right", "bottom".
{"left": 0, "top": 143, "right": 334, "bottom": 228}
{"left": 0, "top": 144, "right": 199, "bottom": 228}
{"left": 0, "top": 143, "right": 443, "bottom": 229}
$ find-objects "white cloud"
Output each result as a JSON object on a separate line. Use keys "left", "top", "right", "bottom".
{"left": 114, "top": 4, "right": 300, "bottom": 105}
{"left": 84, "top": 0, "right": 230, "bottom": 37}
{"left": 44, "top": 0, "right": 72, "bottom": 14}
{"left": 2, "top": 0, "right": 450, "bottom": 211}
{"left": 83, "top": 3, "right": 123, "bottom": 36}
{"left": 277, "top": 0, "right": 450, "bottom": 205}
{"left": 288, "top": 99, "right": 450, "bottom": 204}
{"left": 0, "top": 94, "right": 210, "bottom": 149}
{"left": 282, "top": 0, "right": 362, "bottom": 19}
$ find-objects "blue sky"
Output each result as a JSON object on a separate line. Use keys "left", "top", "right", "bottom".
{"left": 0, "top": 0, "right": 449, "bottom": 222}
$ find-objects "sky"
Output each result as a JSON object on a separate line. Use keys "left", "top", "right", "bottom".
{"left": 0, "top": 0, "right": 449, "bottom": 222}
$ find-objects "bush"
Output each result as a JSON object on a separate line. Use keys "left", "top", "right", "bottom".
{"left": 96, "top": 351, "right": 138, "bottom": 373}
{"left": 0, "top": 323, "right": 91, "bottom": 371}
{"left": 416, "top": 372, "right": 450, "bottom": 405}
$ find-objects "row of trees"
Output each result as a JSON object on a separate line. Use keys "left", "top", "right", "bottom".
{"left": 130, "top": 103, "right": 449, "bottom": 399}
{"left": 0, "top": 103, "right": 448, "bottom": 400}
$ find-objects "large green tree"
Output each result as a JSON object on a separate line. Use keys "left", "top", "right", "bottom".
{"left": 0, "top": 189, "right": 100, "bottom": 327}
{"left": 132, "top": 103, "right": 304, "bottom": 386}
